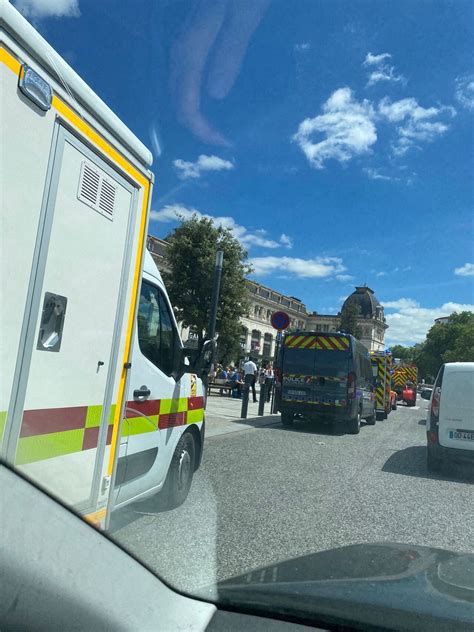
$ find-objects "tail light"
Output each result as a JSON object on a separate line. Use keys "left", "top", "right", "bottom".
{"left": 430, "top": 387, "right": 441, "bottom": 425}
{"left": 427, "top": 386, "right": 441, "bottom": 441}
{"left": 347, "top": 372, "right": 356, "bottom": 400}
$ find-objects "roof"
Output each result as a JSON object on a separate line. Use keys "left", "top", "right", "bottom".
{"left": 2, "top": 1, "right": 153, "bottom": 168}
{"left": 342, "top": 286, "right": 382, "bottom": 319}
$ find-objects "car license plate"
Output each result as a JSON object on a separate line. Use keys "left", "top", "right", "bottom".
{"left": 449, "top": 430, "right": 474, "bottom": 441}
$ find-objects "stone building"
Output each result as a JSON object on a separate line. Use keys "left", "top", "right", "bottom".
{"left": 146, "top": 235, "right": 387, "bottom": 359}
{"left": 306, "top": 286, "right": 387, "bottom": 352}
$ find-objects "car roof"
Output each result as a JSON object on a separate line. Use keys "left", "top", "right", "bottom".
{"left": 443, "top": 362, "right": 474, "bottom": 373}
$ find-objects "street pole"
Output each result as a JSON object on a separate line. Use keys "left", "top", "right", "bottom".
{"left": 202, "top": 250, "right": 224, "bottom": 401}
{"left": 258, "top": 382, "right": 266, "bottom": 416}
{"left": 208, "top": 250, "right": 224, "bottom": 340}
{"left": 271, "top": 331, "right": 282, "bottom": 414}
{"left": 241, "top": 384, "right": 249, "bottom": 418}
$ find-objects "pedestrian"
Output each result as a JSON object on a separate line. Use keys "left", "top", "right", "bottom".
{"left": 243, "top": 358, "right": 258, "bottom": 402}
{"left": 227, "top": 366, "right": 243, "bottom": 398}
{"left": 264, "top": 363, "right": 274, "bottom": 402}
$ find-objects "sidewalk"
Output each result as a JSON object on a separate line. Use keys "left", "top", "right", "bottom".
{"left": 204, "top": 387, "right": 280, "bottom": 438}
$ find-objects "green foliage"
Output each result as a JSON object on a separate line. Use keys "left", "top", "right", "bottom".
{"left": 338, "top": 301, "right": 362, "bottom": 339}
{"left": 392, "top": 312, "right": 474, "bottom": 381}
{"left": 161, "top": 215, "right": 252, "bottom": 364}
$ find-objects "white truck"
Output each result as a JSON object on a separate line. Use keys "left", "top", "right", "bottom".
{"left": 0, "top": 1, "right": 211, "bottom": 528}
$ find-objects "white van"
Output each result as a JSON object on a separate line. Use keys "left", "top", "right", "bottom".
{"left": 426, "top": 362, "right": 474, "bottom": 472}
{"left": 1, "top": 2, "right": 209, "bottom": 528}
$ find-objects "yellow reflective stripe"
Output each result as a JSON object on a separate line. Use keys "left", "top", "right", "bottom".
{"left": 330, "top": 337, "right": 344, "bottom": 350}
{"left": 319, "top": 337, "right": 332, "bottom": 350}
{"left": 299, "top": 336, "right": 314, "bottom": 349}
{"left": 84, "top": 508, "right": 107, "bottom": 528}
{"left": 0, "top": 47, "right": 21, "bottom": 74}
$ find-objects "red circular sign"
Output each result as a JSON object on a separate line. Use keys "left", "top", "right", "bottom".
{"left": 271, "top": 311, "right": 290, "bottom": 330}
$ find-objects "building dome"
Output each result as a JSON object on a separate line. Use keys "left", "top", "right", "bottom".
{"left": 342, "top": 286, "right": 383, "bottom": 319}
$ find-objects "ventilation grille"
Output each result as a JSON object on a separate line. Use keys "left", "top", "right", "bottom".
{"left": 78, "top": 161, "right": 117, "bottom": 221}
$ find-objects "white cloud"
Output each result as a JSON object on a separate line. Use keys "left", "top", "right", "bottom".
{"left": 280, "top": 233, "right": 293, "bottom": 249}
{"left": 13, "top": 0, "right": 80, "bottom": 18}
{"left": 363, "top": 167, "right": 398, "bottom": 181}
{"left": 173, "top": 154, "right": 234, "bottom": 180}
{"left": 292, "top": 87, "right": 377, "bottom": 169}
{"left": 335, "top": 274, "right": 354, "bottom": 282}
{"left": 363, "top": 52, "right": 405, "bottom": 87}
{"left": 249, "top": 256, "right": 346, "bottom": 279}
{"left": 379, "top": 97, "right": 455, "bottom": 156}
{"left": 364, "top": 52, "right": 392, "bottom": 66}
{"left": 455, "top": 75, "right": 474, "bottom": 111}
{"left": 454, "top": 262, "right": 474, "bottom": 277}
{"left": 376, "top": 271, "right": 387, "bottom": 277}
{"left": 383, "top": 299, "right": 474, "bottom": 345}
{"left": 295, "top": 42, "right": 311, "bottom": 52}
{"left": 150, "top": 204, "right": 293, "bottom": 250}
{"left": 382, "top": 298, "right": 419, "bottom": 309}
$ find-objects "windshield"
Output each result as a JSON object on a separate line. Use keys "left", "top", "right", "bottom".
{"left": 2, "top": 0, "right": 474, "bottom": 629}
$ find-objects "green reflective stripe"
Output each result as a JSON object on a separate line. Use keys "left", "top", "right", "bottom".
{"left": 0, "top": 411, "right": 6, "bottom": 443}
{"left": 85, "top": 405, "right": 102, "bottom": 428}
{"left": 108, "top": 404, "right": 116, "bottom": 423}
{"left": 16, "top": 429, "right": 85, "bottom": 465}
{"left": 121, "top": 415, "right": 158, "bottom": 436}
{"left": 187, "top": 409, "right": 204, "bottom": 424}
{"left": 160, "top": 398, "right": 188, "bottom": 414}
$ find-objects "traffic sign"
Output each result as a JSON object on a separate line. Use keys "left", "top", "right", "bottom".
{"left": 271, "top": 311, "right": 290, "bottom": 331}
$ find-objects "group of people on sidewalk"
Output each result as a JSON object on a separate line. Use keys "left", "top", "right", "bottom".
{"left": 210, "top": 360, "right": 274, "bottom": 402}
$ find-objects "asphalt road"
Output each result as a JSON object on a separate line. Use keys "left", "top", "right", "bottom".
{"left": 111, "top": 398, "right": 473, "bottom": 596}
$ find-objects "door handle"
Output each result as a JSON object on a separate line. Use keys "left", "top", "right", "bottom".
{"left": 133, "top": 386, "right": 151, "bottom": 400}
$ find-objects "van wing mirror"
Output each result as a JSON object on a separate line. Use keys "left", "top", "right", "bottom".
{"left": 175, "top": 339, "right": 216, "bottom": 381}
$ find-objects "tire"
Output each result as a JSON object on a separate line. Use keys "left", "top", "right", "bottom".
{"left": 161, "top": 432, "right": 196, "bottom": 510}
{"left": 376, "top": 411, "right": 384, "bottom": 421}
{"left": 281, "top": 411, "right": 294, "bottom": 427}
{"left": 427, "top": 448, "right": 441, "bottom": 473}
{"left": 392, "top": 401, "right": 397, "bottom": 410}
{"left": 365, "top": 414, "right": 376, "bottom": 426}
{"left": 347, "top": 410, "right": 361, "bottom": 434}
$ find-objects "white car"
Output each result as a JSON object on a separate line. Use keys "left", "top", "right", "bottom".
{"left": 426, "top": 362, "right": 474, "bottom": 472}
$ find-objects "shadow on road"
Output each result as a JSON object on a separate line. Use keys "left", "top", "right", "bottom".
{"left": 382, "top": 446, "right": 474, "bottom": 484}
{"left": 418, "top": 419, "right": 426, "bottom": 425}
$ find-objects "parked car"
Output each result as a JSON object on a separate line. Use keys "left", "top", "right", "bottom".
{"left": 420, "top": 387, "right": 433, "bottom": 400}
{"left": 426, "top": 363, "right": 474, "bottom": 472}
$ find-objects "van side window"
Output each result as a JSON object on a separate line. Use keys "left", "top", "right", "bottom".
{"left": 137, "top": 281, "right": 176, "bottom": 376}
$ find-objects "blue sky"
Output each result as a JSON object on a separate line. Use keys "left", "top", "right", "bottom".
{"left": 16, "top": 0, "right": 474, "bottom": 345}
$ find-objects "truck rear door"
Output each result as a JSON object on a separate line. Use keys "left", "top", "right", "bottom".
{"left": 4, "top": 125, "right": 139, "bottom": 514}
{"left": 281, "top": 335, "right": 315, "bottom": 405}
{"left": 438, "top": 368, "right": 474, "bottom": 451}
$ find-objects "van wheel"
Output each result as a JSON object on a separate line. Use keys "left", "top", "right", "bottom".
{"left": 281, "top": 411, "right": 294, "bottom": 427}
{"left": 366, "top": 414, "right": 376, "bottom": 426}
{"left": 392, "top": 401, "right": 397, "bottom": 410}
{"left": 161, "top": 432, "right": 196, "bottom": 510}
{"left": 347, "top": 411, "right": 361, "bottom": 434}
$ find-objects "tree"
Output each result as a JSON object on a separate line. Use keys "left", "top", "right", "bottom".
{"left": 338, "top": 301, "right": 362, "bottom": 339}
{"left": 162, "top": 215, "right": 252, "bottom": 365}
{"left": 390, "top": 311, "right": 474, "bottom": 381}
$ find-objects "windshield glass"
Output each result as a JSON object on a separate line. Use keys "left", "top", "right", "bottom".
{"left": 2, "top": 0, "right": 474, "bottom": 629}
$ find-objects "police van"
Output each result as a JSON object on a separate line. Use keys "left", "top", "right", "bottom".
{"left": 1, "top": 2, "right": 210, "bottom": 528}
{"left": 276, "top": 332, "right": 376, "bottom": 434}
